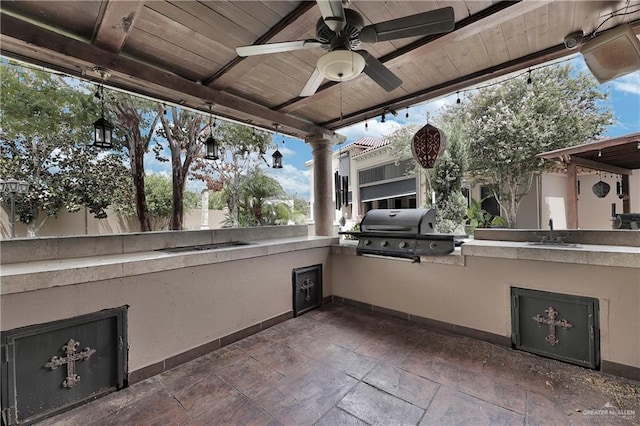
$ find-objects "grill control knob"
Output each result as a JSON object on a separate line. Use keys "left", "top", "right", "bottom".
{"left": 381, "top": 240, "right": 388, "bottom": 247}
{"left": 399, "top": 241, "right": 407, "bottom": 249}
{"left": 364, "top": 239, "right": 371, "bottom": 245}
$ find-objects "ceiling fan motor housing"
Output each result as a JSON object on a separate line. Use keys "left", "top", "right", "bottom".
{"left": 316, "top": 8, "right": 364, "bottom": 51}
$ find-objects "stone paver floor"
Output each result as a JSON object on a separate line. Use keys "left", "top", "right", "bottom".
{"left": 40, "top": 303, "right": 639, "bottom": 425}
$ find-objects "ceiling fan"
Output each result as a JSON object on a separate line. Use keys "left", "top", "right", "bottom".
{"left": 235, "top": 0, "right": 455, "bottom": 97}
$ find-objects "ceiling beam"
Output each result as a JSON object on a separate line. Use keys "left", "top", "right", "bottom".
{"left": 0, "top": 13, "right": 329, "bottom": 138}
{"left": 540, "top": 132, "right": 640, "bottom": 157}
{"left": 274, "top": 0, "right": 534, "bottom": 114}
{"left": 92, "top": 0, "right": 144, "bottom": 53}
{"left": 567, "top": 156, "right": 632, "bottom": 176}
{"left": 202, "top": 1, "right": 317, "bottom": 87}
{"left": 319, "top": 43, "right": 571, "bottom": 129}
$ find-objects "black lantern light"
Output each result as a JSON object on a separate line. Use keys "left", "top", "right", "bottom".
{"left": 272, "top": 148, "right": 283, "bottom": 169}
{"left": 93, "top": 68, "right": 113, "bottom": 149}
{"left": 271, "top": 123, "right": 283, "bottom": 169}
{"left": 204, "top": 104, "right": 219, "bottom": 161}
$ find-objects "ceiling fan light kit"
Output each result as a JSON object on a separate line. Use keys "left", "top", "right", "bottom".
{"left": 317, "top": 50, "right": 365, "bottom": 81}
{"left": 235, "top": 1, "right": 455, "bottom": 96}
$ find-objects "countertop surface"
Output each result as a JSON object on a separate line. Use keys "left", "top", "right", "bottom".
{"left": 0, "top": 236, "right": 337, "bottom": 295}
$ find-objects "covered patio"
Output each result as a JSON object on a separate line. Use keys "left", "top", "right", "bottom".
{"left": 39, "top": 303, "right": 640, "bottom": 425}
{"left": 539, "top": 132, "right": 640, "bottom": 229}
{"left": 1, "top": 1, "right": 639, "bottom": 425}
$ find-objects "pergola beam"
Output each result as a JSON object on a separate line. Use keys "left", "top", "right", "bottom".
{"left": 567, "top": 156, "right": 632, "bottom": 176}
{"left": 92, "top": 0, "right": 144, "bottom": 53}
{"left": 0, "top": 13, "right": 329, "bottom": 138}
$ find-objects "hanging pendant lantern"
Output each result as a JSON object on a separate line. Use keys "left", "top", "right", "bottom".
{"left": 411, "top": 123, "right": 447, "bottom": 169}
{"left": 93, "top": 84, "right": 113, "bottom": 149}
{"left": 272, "top": 149, "right": 283, "bottom": 169}
{"left": 204, "top": 104, "right": 218, "bottom": 160}
{"left": 204, "top": 135, "right": 219, "bottom": 160}
{"left": 592, "top": 180, "right": 610, "bottom": 198}
{"left": 93, "top": 116, "right": 113, "bottom": 148}
{"left": 92, "top": 69, "right": 114, "bottom": 149}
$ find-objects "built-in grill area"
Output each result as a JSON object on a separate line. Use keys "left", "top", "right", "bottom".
{"left": 342, "top": 209, "right": 455, "bottom": 261}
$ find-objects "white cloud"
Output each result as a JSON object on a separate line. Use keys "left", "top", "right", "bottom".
{"left": 610, "top": 72, "right": 640, "bottom": 95}
{"left": 263, "top": 164, "right": 311, "bottom": 199}
{"left": 272, "top": 145, "right": 296, "bottom": 157}
{"left": 336, "top": 96, "right": 458, "bottom": 143}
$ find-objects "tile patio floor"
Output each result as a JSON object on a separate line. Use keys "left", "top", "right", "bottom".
{"left": 40, "top": 303, "right": 639, "bottom": 425}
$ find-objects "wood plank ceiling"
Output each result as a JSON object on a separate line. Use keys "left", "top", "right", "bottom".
{"left": 1, "top": 1, "right": 639, "bottom": 139}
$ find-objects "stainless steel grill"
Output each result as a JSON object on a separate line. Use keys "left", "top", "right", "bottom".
{"left": 341, "top": 209, "right": 455, "bottom": 261}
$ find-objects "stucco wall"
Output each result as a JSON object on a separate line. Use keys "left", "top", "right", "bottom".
{"left": 330, "top": 252, "right": 640, "bottom": 369}
{"left": 1, "top": 247, "right": 332, "bottom": 372}
{"left": 577, "top": 173, "right": 624, "bottom": 229}
{"left": 0, "top": 207, "right": 227, "bottom": 239}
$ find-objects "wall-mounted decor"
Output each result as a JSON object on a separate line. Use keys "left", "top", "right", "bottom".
{"left": 1, "top": 307, "right": 128, "bottom": 424}
{"left": 592, "top": 180, "right": 610, "bottom": 198}
{"left": 411, "top": 123, "right": 446, "bottom": 169}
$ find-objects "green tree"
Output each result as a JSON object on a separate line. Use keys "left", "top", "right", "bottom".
{"left": 431, "top": 118, "right": 468, "bottom": 233}
{"left": 0, "top": 62, "right": 132, "bottom": 236}
{"left": 157, "top": 104, "right": 205, "bottom": 230}
{"left": 109, "top": 93, "right": 161, "bottom": 232}
{"left": 291, "top": 194, "right": 310, "bottom": 224}
{"left": 143, "top": 174, "right": 199, "bottom": 230}
{"left": 192, "top": 122, "right": 272, "bottom": 227}
{"left": 237, "top": 171, "right": 287, "bottom": 226}
{"left": 387, "top": 119, "right": 469, "bottom": 233}
{"left": 444, "top": 64, "right": 613, "bottom": 227}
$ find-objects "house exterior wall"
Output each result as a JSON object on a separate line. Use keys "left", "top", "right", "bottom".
{"left": 578, "top": 173, "right": 625, "bottom": 229}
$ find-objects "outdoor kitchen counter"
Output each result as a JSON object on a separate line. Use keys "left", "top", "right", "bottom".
{"left": 0, "top": 235, "right": 337, "bottom": 295}
{"left": 333, "top": 239, "right": 640, "bottom": 269}
{"left": 461, "top": 239, "right": 640, "bottom": 269}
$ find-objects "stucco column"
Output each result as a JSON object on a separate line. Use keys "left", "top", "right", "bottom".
{"left": 307, "top": 134, "right": 341, "bottom": 236}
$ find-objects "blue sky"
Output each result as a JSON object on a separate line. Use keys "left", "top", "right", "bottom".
{"left": 148, "top": 55, "right": 638, "bottom": 200}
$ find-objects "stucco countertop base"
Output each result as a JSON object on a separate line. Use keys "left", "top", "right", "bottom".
{"left": 461, "top": 239, "right": 639, "bottom": 268}
{"left": 333, "top": 239, "right": 639, "bottom": 269}
{"left": 0, "top": 236, "right": 337, "bottom": 295}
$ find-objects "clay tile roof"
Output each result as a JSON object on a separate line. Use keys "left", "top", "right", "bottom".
{"left": 336, "top": 137, "right": 391, "bottom": 156}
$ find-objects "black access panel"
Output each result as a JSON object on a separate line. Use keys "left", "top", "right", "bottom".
{"left": 292, "top": 264, "right": 323, "bottom": 317}
{"left": 511, "top": 288, "right": 599, "bottom": 369}
{"left": 1, "top": 307, "right": 128, "bottom": 425}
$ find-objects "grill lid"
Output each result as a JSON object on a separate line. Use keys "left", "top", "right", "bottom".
{"left": 360, "top": 208, "right": 436, "bottom": 235}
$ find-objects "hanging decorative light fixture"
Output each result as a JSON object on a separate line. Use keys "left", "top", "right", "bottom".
{"left": 271, "top": 124, "right": 283, "bottom": 169}
{"left": 92, "top": 68, "right": 113, "bottom": 149}
{"left": 592, "top": 172, "right": 610, "bottom": 198}
{"left": 204, "top": 103, "right": 219, "bottom": 160}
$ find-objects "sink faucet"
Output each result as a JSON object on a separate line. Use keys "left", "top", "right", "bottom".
{"left": 540, "top": 218, "right": 565, "bottom": 244}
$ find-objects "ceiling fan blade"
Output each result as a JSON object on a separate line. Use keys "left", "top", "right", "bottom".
{"left": 300, "top": 69, "right": 325, "bottom": 97}
{"left": 316, "top": 0, "right": 345, "bottom": 32}
{"left": 360, "top": 6, "right": 455, "bottom": 43}
{"left": 236, "top": 40, "right": 324, "bottom": 57}
{"left": 357, "top": 50, "right": 402, "bottom": 92}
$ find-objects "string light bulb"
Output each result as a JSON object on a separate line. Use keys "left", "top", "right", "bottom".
{"left": 405, "top": 107, "right": 409, "bottom": 120}
{"left": 456, "top": 91, "right": 461, "bottom": 104}
{"left": 381, "top": 111, "right": 386, "bottom": 123}
{"left": 365, "top": 119, "right": 368, "bottom": 131}
{"left": 526, "top": 69, "right": 533, "bottom": 90}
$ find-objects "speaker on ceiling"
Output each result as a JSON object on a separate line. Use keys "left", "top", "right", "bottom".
{"left": 580, "top": 24, "right": 640, "bottom": 83}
